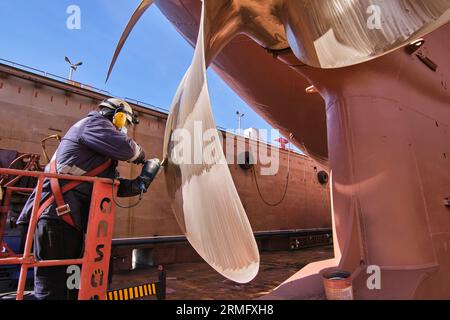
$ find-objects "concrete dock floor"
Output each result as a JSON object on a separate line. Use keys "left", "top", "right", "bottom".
{"left": 109, "top": 245, "right": 334, "bottom": 300}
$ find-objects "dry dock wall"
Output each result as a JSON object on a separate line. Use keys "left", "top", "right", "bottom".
{"left": 0, "top": 63, "right": 331, "bottom": 238}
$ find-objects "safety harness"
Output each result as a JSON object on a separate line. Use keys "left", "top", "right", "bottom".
{"left": 36, "top": 159, "right": 112, "bottom": 231}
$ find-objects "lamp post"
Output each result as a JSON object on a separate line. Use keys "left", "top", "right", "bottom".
{"left": 236, "top": 110, "right": 245, "bottom": 134}
{"left": 65, "top": 56, "right": 83, "bottom": 81}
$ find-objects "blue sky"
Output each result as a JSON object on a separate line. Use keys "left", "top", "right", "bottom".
{"left": 0, "top": 0, "right": 280, "bottom": 141}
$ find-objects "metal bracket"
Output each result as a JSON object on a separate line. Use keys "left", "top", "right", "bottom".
{"left": 416, "top": 51, "right": 438, "bottom": 72}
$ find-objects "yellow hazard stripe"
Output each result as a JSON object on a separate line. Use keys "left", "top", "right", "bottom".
{"left": 107, "top": 282, "right": 158, "bottom": 300}
{"left": 143, "top": 284, "right": 148, "bottom": 296}
{"left": 147, "top": 284, "right": 152, "bottom": 295}
{"left": 129, "top": 287, "right": 134, "bottom": 299}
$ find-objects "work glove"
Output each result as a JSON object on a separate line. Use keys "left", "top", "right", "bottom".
{"left": 117, "top": 178, "right": 142, "bottom": 198}
{"left": 117, "top": 159, "right": 161, "bottom": 197}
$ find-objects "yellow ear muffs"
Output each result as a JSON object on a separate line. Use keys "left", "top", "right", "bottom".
{"left": 113, "top": 111, "right": 127, "bottom": 129}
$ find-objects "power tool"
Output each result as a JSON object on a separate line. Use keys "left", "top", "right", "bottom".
{"left": 137, "top": 158, "right": 162, "bottom": 194}
{"left": 111, "top": 158, "right": 163, "bottom": 209}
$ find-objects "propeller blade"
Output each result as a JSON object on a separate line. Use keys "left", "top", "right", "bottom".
{"left": 162, "top": 1, "right": 259, "bottom": 284}
{"left": 284, "top": 0, "right": 450, "bottom": 68}
{"left": 106, "top": 0, "right": 154, "bottom": 82}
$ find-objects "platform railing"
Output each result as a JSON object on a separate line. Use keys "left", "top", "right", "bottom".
{"left": 0, "top": 168, "right": 118, "bottom": 300}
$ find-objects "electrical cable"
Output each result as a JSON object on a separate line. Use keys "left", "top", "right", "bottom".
{"left": 252, "top": 145, "right": 291, "bottom": 207}
{"left": 110, "top": 177, "right": 144, "bottom": 209}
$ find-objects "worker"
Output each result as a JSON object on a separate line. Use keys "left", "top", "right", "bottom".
{"left": 17, "top": 98, "right": 161, "bottom": 300}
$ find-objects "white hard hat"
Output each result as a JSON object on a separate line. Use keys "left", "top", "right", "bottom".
{"left": 99, "top": 98, "right": 137, "bottom": 125}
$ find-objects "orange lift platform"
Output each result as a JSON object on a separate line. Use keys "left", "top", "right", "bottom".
{"left": 0, "top": 165, "right": 116, "bottom": 300}
{"left": 0, "top": 165, "right": 166, "bottom": 300}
